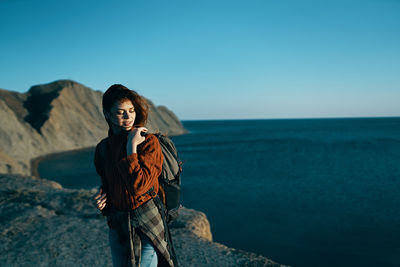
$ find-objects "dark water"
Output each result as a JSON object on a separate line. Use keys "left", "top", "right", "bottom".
{"left": 38, "top": 117, "right": 400, "bottom": 267}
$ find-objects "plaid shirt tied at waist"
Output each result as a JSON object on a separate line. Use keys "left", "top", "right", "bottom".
{"left": 107, "top": 198, "right": 175, "bottom": 267}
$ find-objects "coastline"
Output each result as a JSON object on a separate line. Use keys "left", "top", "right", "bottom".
{"left": 0, "top": 80, "right": 289, "bottom": 265}
{"left": 30, "top": 146, "right": 96, "bottom": 178}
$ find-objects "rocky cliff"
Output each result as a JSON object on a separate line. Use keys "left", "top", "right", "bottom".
{"left": 0, "top": 174, "right": 284, "bottom": 266}
{"left": 0, "top": 80, "right": 285, "bottom": 266}
{"left": 0, "top": 80, "right": 187, "bottom": 175}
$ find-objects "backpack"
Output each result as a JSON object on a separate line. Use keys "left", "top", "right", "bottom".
{"left": 152, "top": 133, "right": 182, "bottom": 223}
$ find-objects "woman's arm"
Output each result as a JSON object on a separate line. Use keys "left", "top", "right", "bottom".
{"left": 93, "top": 140, "right": 110, "bottom": 214}
{"left": 116, "top": 132, "right": 163, "bottom": 197}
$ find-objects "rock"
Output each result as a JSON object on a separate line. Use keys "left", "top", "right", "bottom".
{"left": 0, "top": 174, "right": 286, "bottom": 267}
{"left": 0, "top": 80, "right": 187, "bottom": 175}
{"left": 170, "top": 207, "right": 213, "bottom": 242}
{"left": 0, "top": 97, "right": 42, "bottom": 175}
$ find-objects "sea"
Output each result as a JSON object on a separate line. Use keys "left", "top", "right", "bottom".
{"left": 38, "top": 117, "right": 400, "bottom": 267}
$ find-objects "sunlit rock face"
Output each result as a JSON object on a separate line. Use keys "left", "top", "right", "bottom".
{"left": 0, "top": 80, "right": 187, "bottom": 175}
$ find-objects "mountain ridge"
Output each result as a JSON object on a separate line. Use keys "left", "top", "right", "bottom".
{"left": 0, "top": 79, "right": 187, "bottom": 175}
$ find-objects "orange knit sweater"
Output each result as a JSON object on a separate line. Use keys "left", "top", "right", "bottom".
{"left": 94, "top": 132, "right": 163, "bottom": 211}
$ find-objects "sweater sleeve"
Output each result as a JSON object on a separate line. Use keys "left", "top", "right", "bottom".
{"left": 94, "top": 142, "right": 105, "bottom": 178}
{"left": 94, "top": 139, "right": 109, "bottom": 189}
{"left": 117, "top": 134, "right": 163, "bottom": 197}
{"left": 94, "top": 140, "right": 112, "bottom": 216}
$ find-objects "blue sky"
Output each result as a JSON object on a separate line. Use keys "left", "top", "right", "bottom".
{"left": 1, "top": 0, "right": 399, "bottom": 120}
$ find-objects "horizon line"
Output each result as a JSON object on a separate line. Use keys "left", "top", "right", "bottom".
{"left": 181, "top": 115, "right": 400, "bottom": 122}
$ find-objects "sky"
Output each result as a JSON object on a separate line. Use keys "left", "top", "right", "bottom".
{"left": 1, "top": 0, "right": 399, "bottom": 120}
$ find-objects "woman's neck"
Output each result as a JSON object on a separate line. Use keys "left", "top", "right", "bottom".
{"left": 110, "top": 124, "right": 130, "bottom": 136}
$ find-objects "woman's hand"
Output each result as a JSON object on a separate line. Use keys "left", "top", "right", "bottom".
{"left": 94, "top": 188, "right": 107, "bottom": 211}
{"left": 127, "top": 127, "right": 148, "bottom": 155}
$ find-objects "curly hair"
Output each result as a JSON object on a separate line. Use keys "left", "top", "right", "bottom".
{"left": 102, "top": 84, "right": 148, "bottom": 135}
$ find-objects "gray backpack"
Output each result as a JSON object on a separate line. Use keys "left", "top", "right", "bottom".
{"left": 152, "top": 133, "right": 182, "bottom": 223}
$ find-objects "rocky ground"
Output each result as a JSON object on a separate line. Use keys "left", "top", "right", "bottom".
{"left": 0, "top": 174, "right": 286, "bottom": 267}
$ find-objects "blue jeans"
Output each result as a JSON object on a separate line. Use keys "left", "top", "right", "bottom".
{"left": 109, "top": 228, "right": 158, "bottom": 267}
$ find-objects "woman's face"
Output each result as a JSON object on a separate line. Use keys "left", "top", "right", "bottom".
{"left": 105, "top": 99, "right": 136, "bottom": 133}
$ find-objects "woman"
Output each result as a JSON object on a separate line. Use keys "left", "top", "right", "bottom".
{"left": 93, "top": 84, "right": 177, "bottom": 267}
